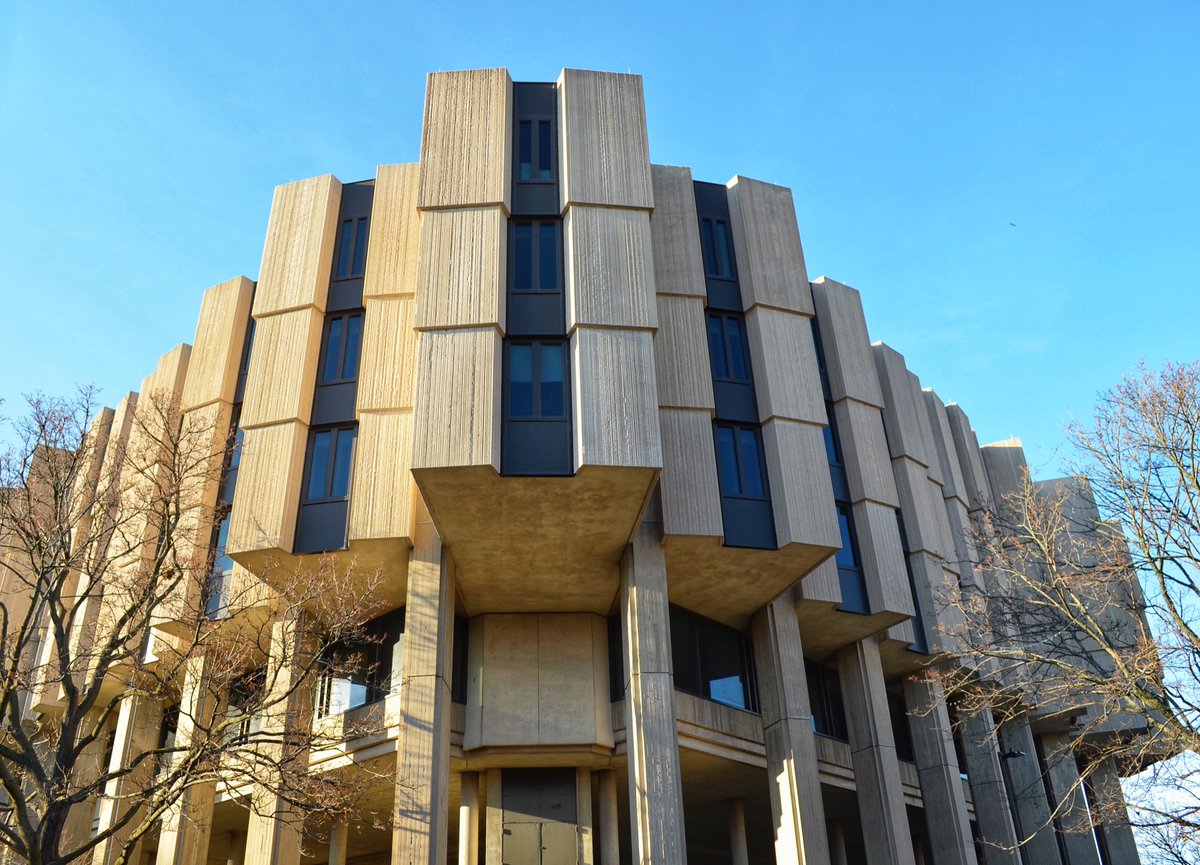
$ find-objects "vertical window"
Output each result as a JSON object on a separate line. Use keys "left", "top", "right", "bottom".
{"left": 511, "top": 221, "right": 561, "bottom": 292}
{"left": 714, "top": 424, "right": 768, "bottom": 499}
{"left": 889, "top": 690, "right": 915, "bottom": 762}
{"left": 317, "top": 609, "right": 404, "bottom": 717}
{"left": 320, "top": 312, "right": 364, "bottom": 384}
{"left": 669, "top": 605, "right": 758, "bottom": 712}
{"left": 835, "top": 503, "right": 861, "bottom": 571}
{"left": 706, "top": 313, "right": 750, "bottom": 382}
{"left": 806, "top": 660, "right": 849, "bottom": 741}
{"left": 517, "top": 118, "right": 555, "bottom": 181}
{"left": 824, "top": 403, "right": 844, "bottom": 467}
{"left": 304, "top": 426, "right": 357, "bottom": 502}
{"left": 506, "top": 342, "right": 567, "bottom": 419}
{"left": 699, "top": 217, "right": 734, "bottom": 279}
{"left": 336, "top": 217, "right": 370, "bottom": 278}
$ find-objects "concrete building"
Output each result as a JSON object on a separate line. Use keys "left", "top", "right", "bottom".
{"left": 11, "top": 68, "right": 1146, "bottom": 865}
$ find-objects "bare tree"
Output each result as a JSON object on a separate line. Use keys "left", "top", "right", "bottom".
{"left": 0, "top": 389, "right": 388, "bottom": 865}
{"left": 938, "top": 361, "right": 1200, "bottom": 859}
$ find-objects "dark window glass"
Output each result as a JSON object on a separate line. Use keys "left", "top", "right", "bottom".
{"left": 514, "top": 224, "right": 533, "bottom": 289}
{"left": 706, "top": 313, "right": 751, "bottom": 383}
{"left": 806, "top": 660, "right": 849, "bottom": 741}
{"left": 320, "top": 313, "right": 364, "bottom": 384}
{"left": 353, "top": 218, "right": 370, "bottom": 274}
{"left": 824, "top": 402, "right": 844, "bottom": 466}
{"left": 509, "top": 344, "right": 534, "bottom": 416}
{"left": 518, "top": 121, "right": 533, "bottom": 180}
{"left": 511, "top": 220, "right": 560, "bottom": 292}
{"left": 669, "top": 605, "right": 758, "bottom": 712}
{"left": 537, "top": 120, "right": 553, "bottom": 179}
{"left": 336, "top": 217, "right": 369, "bottom": 278}
{"left": 304, "top": 426, "right": 357, "bottom": 502}
{"left": 715, "top": 424, "right": 768, "bottom": 500}
{"left": 538, "top": 223, "right": 557, "bottom": 289}
{"left": 835, "top": 503, "right": 859, "bottom": 569}
{"left": 337, "top": 220, "right": 354, "bottom": 277}
{"left": 889, "top": 690, "right": 915, "bottom": 762}
{"left": 699, "top": 218, "right": 734, "bottom": 278}
{"left": 507, "top": 341, "right": 567, "bottom": 419}
{"left": 318, "top": 608, "right": 404, "bottom": 716}
{"left": 307, "top": 431, "right": 332, "bottom": 500}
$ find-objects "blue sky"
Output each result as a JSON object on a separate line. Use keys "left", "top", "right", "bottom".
{"left": 1, "top": 1, "right": 1197, "bottom": 476}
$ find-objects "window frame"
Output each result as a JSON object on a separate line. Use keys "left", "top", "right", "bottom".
{"left": 699, "top": 215, "right": 736, "bottom": 280}
{"left": 503, "top": 340, "right": 570, "bottom": 421}
{"left": 302, "top": 425, "right": 358, "bottom": 504}
{"left": 334, "top": 215, "right": 371, "bottom": 279}
{"left": 669, "top": 604, "right": 759, "bottom": 713}
{"left": 509, "top": 219, "right": 563, "bottom": 294}
{"left": 514, "top": 116, "right": 557, "bottom": 184}
{"left": 713, "top": 422, "right": 770, "bottom": 501}
{"left": 317, "top": 310, "right": 365, "bottom": 385}
{"left": 706, "top": 312, "right": 752, "bottom": 384}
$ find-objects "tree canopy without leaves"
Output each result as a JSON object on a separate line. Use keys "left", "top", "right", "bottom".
{"left": 0, "top": 390, "right": 389, "bottom": 865}
{"left": 940, "top": 361, "right": 1200, "bottom": 862}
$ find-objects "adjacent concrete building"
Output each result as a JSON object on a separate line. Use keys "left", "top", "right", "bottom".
{"left": 12, "top": 68, "right": 1146, "bottom": 865}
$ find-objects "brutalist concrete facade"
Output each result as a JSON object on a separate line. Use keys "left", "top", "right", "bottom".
{"left": 25, "top": 68, "right": 1144, "bottom": 865}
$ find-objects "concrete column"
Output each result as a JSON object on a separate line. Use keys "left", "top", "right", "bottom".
{"left": 751, "top": 591, "right": 830, "bottom": 865}
{"left": 91, "top": 694, "right": 164, "bottom": 865}
{"left": 392, "top": 501, "right": 456, "bottom": 865}
{"left": 60, "top": 711, "right": 112, "bottom": 858}
{"left": 827, "top": 823, "right": 848, "bottom": 865}
{"left": 155, "top": 655, "right": 216, "bottom": 865}
{"left": 458, "top": 772, "right": 480, "bottom": 865}
{"left": 728, "top": 799, "right": 749, "bottom": 865}
{"left": 484, "top": 769, "right": 502, "bottom": 865}
{"left": 901, "top": 675, "right": 977, "bottom": 865}
{"left": 958, "top": 708, "right": 1021, "bottom": 865}
{"left": 1088, "top": 758, "right": 1139, "bottom": 864}
{"left": 577, "top": 768, "right": 595, "bottom": 865}
{"left": 836, "top": 636, "right": 915, "bottom": 865}
{"left": 244, "top": 609, "right": 317, "bottom": 865}
{"left": 1040, "top": 734, "right": 1101, "bottom": 865}
{"left": 619, "top": 515, "right": 688, "bottom": 865}
{"left": 224, "top": 831, "right": 246, "bottom": 865}
{"left": 997, "top": 717, "right": 1062, "bottom": 865}
{"left": 597, "top": 770, "right": 620, "bottom": 865}
{"left": 329, "top": 823, "right": 349, "bottom": 865}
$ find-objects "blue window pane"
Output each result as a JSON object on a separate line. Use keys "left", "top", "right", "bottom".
{"left": 353, "top": 218, "right": 369, "bottom": 275}
{"left": 510, "top": 345, "right": 533, "bottom": 416}
{"left": 726, "top": 317, "right": 747, "bottom": 380}
{"left": 342, "top": 315, "right": 363, "bottom": 379}
{"left": 714, "top": 221, "right": 732, "bottom": 278}
{"left": 514, "top": 224, "right": 533, "bottom": 291}
{"left": 330, "top": 428, "right": 356, "bottom": 498}
{"left": 538, "top": 223, "right": 557, "bottom": 290}
{"left": 823, "top": 424, "right": 839, "bottom": 466}
{"left": 708, "top": 676, "right": 746, "bottom": 709}
{"left": 716, "top": 427, "right": 740, "bottom": 495}
{"left": 737, "top": 428, "right": 764, "bottom": 497}
{"left": 323, "top": 318, "right": 344, "bottom": 382}
{"left": 308, "top": 431, "right": 332, "bottom": 499}
{"left": 540, "top": 344, "right": 565, "bottom": 417}
{"left": 537, "top": 120, "right": 553, "bottom": 179}
{"left": 835, "top": 506, "right": 858, "bottom": 569}
{"left": 337, "top": 220, "right": 354, "bottom": 277}
{"left": 707, "top": 315, "right": 728, "bottom": 379}
{"left": 700, "top": 219, "right": 717, "bottom": 276}
{"left": 518, "top": 121, "right": 533, "bottom": 180}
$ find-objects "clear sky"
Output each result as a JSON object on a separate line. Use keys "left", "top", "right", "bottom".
{"left": 1, "top": 1, "right": 1197, "bottom": 476}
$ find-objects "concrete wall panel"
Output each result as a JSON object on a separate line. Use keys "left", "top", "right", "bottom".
{"left": 658, "top": 408, "right": 722, "bottom": 538}
{"left": 654, "top": 294, "right": 714, "bottom": 411}
{"left": 254, "top": 175, "right": 340, "bottom": 316}
{"left": 746, "top": 307, "right": 825, "bottom": 426}
{"left": 945, "top": 405, "right": 993, "bottom": 511}
{"left": 873, "top": 343, "right": 929, "bottom": 468}
{"left": 566, "top": 206, "right": 656, "bottom": 331}
{"left": 417, "top": 69, "right": 511, "bottom": 211}
{"left": 853, "top": 498, "right": 913, "bottom": 617}
{"left": 559, "top": 69, "right": 653, "bottom": 210}
{"left": 181, "top": 277, "right": 254, "bottom": 412}
{"left": 761, "top": 419, "right": 840, "bottom": 550}
{"left": 415, "top": 206, "right": 506, "bottom": 331}
{"left": 726, "top": 176, "right": 812, "bottom": 315}
{"left": 573, "top": 328, "right": 661, "bottom": 470}
{"left": 348, "top": 410, "right": 414, "bottom": 543}
{"left": 227, "top": 421, "right": 307, "bottom": 555}
{"left": 357, "top": 296, "right": 417, "bottom": 414}
{"left": 238, "top": 308, "right": 323, "bottom": 429}
{"left": 836, "top": 400, "right": 899, "bottom": 507}
{"left": 364, "top": 163, "right": 420, "bottom": 300}
{"left": 810, "top": 277, "right": 883, "bottom": 408}
{"left": 411, "top": 328, "right": 501, "bottom": 471}
{"left": 649, "top": 164, "right": 705, "bottom": 298}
